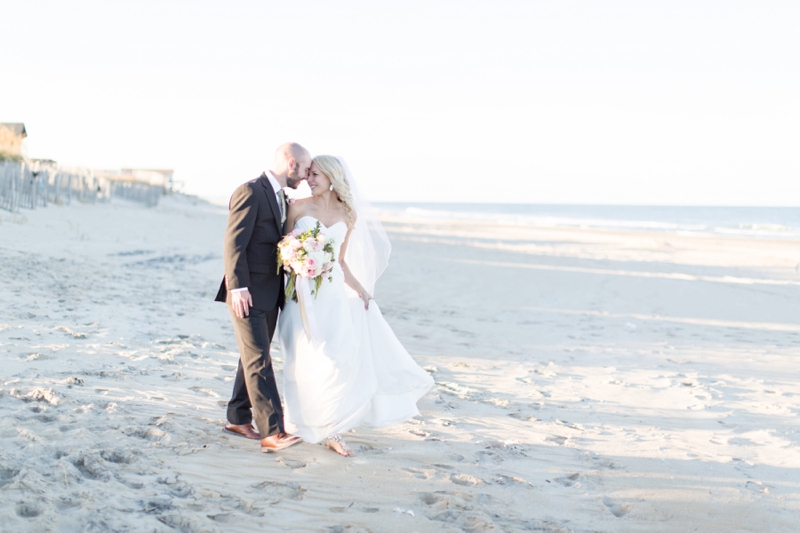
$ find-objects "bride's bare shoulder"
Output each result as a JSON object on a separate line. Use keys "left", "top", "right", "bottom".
{"left": 292, "top": 197, "right": 315, "bottom": 206}
{"left": 288, "top": 198, "right": 313, "bottom": 214}
{"left": 287, "top": 198, "right": 314, "bottom": 228}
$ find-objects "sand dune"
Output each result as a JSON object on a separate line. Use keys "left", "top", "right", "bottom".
{"left": 1, "top": 198, "right": 798, "bottom": 532}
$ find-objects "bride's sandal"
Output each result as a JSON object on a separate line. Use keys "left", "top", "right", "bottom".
{"left": 325, "top": 434, "right": 354, "bottom": 457}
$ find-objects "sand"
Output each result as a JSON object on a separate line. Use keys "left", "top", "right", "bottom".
{"left": 1, "top": 197, "right": 798, "bottom": 532}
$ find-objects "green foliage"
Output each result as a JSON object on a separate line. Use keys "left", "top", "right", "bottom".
{"left": 0, "top": 151, "right": 22, "bottom": 163}
{"left": 285, "top": 271, "right": 297, "bottom": 302}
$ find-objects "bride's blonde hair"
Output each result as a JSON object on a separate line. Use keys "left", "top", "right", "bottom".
{"left": 313, "top": 155, "right": 356, "bottom": 225}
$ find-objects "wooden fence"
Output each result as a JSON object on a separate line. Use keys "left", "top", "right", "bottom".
{"left": 0, "top": 161, "right": 163, "bottom": 213}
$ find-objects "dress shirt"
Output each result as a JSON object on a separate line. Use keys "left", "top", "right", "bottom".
{"left": 230, "top": 171, "right": 284, "bottom": 294}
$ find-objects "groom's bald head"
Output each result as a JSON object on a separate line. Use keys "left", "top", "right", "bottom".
{"left": 275, "top": 142, "right": 310, "bottom": 165}
{"left": 271, "top": 142, "right": 311, "bottom": 189}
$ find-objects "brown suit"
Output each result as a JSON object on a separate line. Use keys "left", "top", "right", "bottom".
{"left": 215, "top": 173, "right": 286, "bottom": 436}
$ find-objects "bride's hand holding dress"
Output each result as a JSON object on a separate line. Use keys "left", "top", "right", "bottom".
{"left": 338, "top": 216, "right": 373, "bottom": 310}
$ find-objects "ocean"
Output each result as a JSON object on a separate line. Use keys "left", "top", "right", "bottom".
{"left": 374, "top": 203, "right": 800, "bottom": 241}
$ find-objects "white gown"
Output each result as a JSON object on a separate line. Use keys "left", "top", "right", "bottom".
{"left": 278, "top": 216, "right": 434, "bottom": 443}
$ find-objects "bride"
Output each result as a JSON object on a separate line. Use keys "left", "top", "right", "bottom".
{"left": 278, "top": 155, "right": 433, "bottom": 457}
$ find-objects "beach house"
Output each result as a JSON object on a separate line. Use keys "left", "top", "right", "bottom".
{"left": 0, "top": 123, "right": 27, "bottom": 161}
{"left": 120, "top": 168, "right": 174, "bottom": 190}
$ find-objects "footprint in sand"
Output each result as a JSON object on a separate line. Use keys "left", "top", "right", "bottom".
{"left": 357, "top": 444, "right": 385, "bottom": 455}
{"left": 732, "top": 457, "right": 756, "bottom": 470}
{"left": 208, "top": 513, "right": 238, "bottom": 524}
{"left": 188, "top": 386, "right": 219, "bottom": 397}
{"left": 276, "top": 457, "right": 307, "bottom": 470}
{"left": 250, "top": 480, "right": 306, "bottom": 503}
{"left": 34, "top": 413, "right": 58, "bottom": 423}
{"left": 494, "top": 474, "right": 529, "bottom": 486}
{"left": 403, "top": 467, "right": 430, "bottom": 479}
{"left": 126, "top": 426, "right": 168, "bottom": 442}
{"left": 118, "top": 476, "right": 146, "bottom": 490}
{"left": 745, "top": 481, "right": 769, "bottom": 494}
{"left": 70, "top": 454, "right": 109, "bottom": 481}
{"left": 602, "top": 496, "right": 631, "bottom": 517}
{"left": 100, "top": 449, "right": 137, "bottom": 464}
{"left": 54, "top": 497, "right": 81, "bottom": 511}
{"left": 483, "top": 397, "right": 510, "bottom": 408}
{"left": 591, "top": 455, "right": 624, "bottom": 470}
{"left": 154, "top": 512, "right": 210, "bottom": 531}
{"left": 508, "top": 412, "right": 536, "bottom": 421}
{"left": 475, "top": 450, "right": 504, "bottom": 466}
{"left": 24, "top": 352, "right": 52, "bottom": 361}
{"left": 0, "top": 468, "right": 20, "bottom": 489}
{"left": 327, "top": 526, "right": 372, "bottom": 533}
{"left": 450, "top": 473, "right": 482, "bottom": 486}
{"left": 555, "top": 473, "right": 580, "bottom": 487}
{"left": 15, "top": 502, "right": 42, "bottom": 518}
{"left": 555, "top": 419, "right": 584, "bottom": 430}
{"left": 417, "top": 491, "right": 496, "bottom": 532}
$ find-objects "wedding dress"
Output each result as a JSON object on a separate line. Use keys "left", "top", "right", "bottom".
{"left": 277, "top": 216, "right": 434, "bottom": 444}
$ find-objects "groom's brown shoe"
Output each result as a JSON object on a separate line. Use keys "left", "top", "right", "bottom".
{"left": 224, "top": 423, "right": 261, "bottom": 440}
{"left": 260, "top": 433, "right": 302, "bottom": 453}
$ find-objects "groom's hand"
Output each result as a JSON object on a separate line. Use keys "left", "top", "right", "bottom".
{"left": 231, "top": 289, "right": 253, "bottom": 318}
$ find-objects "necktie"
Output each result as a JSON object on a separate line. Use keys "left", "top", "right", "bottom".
{"left": 277, "top": 190, "right": 287, "bottom": 224}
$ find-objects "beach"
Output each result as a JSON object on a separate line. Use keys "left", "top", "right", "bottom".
{"left": 1, "top": 198, "right": 799, "bottom": 532}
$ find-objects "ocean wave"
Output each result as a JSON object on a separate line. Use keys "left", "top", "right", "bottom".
{"left": 376, "top": 204, "right": 800, "bottom": 241}
{"left": 386, "top": 207, "right": 709, "bottom": 233}
{"left": 737, "top": 223, "right": 791, "bottom": 232}
{"left": 715, "top": 227, "right": 799, "bottom": 239}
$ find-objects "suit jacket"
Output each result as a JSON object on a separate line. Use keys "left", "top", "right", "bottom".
{"left": 215, "top": 173, "right": 285, "bottom": 311}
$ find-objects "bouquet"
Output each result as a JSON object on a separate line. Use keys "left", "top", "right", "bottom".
{"left": 276, "top": 221, "right": 336, "bottom": 301}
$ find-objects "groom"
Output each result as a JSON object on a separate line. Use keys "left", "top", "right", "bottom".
{"left": 215, "top": 142, "right": 311, "bottom": 452}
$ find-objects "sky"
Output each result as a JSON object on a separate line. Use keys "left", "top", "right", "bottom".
{"left": 2, "top": 0, "right": 799, "bottom": 205}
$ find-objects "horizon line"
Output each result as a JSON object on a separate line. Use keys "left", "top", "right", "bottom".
{"left": 193, "top": 193, "right": 800, "bottom": 209}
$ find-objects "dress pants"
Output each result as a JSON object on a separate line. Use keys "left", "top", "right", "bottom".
{"left": 226, "top": 306, "right": 284, "bottom": 437}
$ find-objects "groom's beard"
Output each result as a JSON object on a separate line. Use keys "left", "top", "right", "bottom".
{"left": 285, "top": 174, "right": 304, "bottom": 189}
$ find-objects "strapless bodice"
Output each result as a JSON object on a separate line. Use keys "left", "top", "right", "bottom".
{"left": 293, "top": 216, "right": 348, "bottom": 259}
